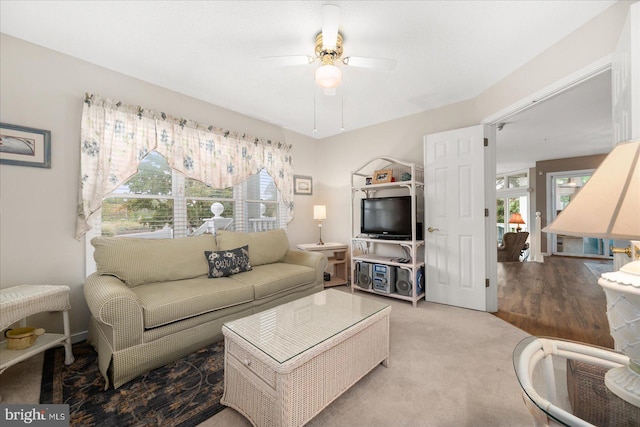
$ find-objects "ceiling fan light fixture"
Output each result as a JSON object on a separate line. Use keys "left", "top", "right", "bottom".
{"left": 315, "top": 62, "right": 342, "bottom": 89}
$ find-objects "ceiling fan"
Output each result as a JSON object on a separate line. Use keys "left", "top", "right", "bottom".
{"left": 263, "top": 4, "right": 396, "bottom": 94}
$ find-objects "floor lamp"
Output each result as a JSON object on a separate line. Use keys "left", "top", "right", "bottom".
{"left": 543, "top": 139, "right": 640, "bottom": 406}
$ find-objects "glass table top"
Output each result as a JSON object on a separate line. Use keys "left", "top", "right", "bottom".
{"left": 513, "top": 336, "right": 640, "bottom": 426}
{"left": 223, "top": 289, "right": 390, "bottom": 364}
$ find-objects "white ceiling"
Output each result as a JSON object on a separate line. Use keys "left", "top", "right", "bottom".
{"left": 0, "top": 0, "right": 617, "bottom": 168}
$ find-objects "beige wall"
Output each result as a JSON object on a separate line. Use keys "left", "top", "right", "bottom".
{"left": 0, "top": 1, "right": 632, "bottom": 338}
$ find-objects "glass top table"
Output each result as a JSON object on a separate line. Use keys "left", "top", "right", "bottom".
{"left": 513, "top": 336, "right": 640, "bottom": 426}
{"left": 222, "top": 289, "right": 390, "bottom": 364}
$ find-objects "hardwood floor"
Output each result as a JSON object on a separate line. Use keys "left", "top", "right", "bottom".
{"left": 494, "top": 255, "right": 614, "bottom": 349}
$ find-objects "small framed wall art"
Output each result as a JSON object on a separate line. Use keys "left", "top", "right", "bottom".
{"left": 0, "top": 123, "right": 51, "bottom": 168}
{"left": 372, "top": 169, "right": 392, "bottom": 184}
{"left": 293, "top": 175, "right": 313, "bottom": 195}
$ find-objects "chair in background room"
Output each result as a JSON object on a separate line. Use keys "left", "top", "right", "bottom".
{"left": 498, "top": 232, "right": 529, "bottom": 262}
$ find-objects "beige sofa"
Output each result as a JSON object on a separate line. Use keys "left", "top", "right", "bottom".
{"left": 84, "top": 229, "right": 327, "bottom": 389}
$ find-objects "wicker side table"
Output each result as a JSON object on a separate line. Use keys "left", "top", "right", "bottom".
{"left": 0, "top": 285, "right": 75, "bottom": 376}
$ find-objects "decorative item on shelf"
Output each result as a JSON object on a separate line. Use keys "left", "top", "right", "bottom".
{"left": 365, "top": 177, "right": 373, "bottom": 185}
{"left": 5, "top": 327, "right": 45, "bottom": 350}
{"left": 509, "top": 213, "right": 526, "bottom": 232}
{"left": 372, "top": 169, "right": 393, "bottom": 184}
{"left": 401, "top": 172, "right": 411, "bottom": 181}
{"left": 314, "top": 205, "right": 327, "bottom": 245}
{"left": 542, "top": 139, "right": 640, "bottom": 407}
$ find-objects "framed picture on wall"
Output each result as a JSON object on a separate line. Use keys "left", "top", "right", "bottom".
{"left": 0, "top": 123, "right": 51, "bottom": 168}
{"left": 293, "top": 175, "right": 313, "bottom": 195}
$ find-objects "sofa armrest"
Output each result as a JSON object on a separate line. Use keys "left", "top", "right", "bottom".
{"left": 283, "top": 249, "right": 329, "bottom": 285}
{"left": 84, "top": 272, "right": 144, "bottom": 350}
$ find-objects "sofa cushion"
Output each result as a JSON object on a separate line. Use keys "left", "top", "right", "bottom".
{"left": 92, "top": 234, "right": 217, "bottom": 288}
{"left": 205, "top": 245, "right": 252, "bottom": 277}
{"left": 133, "top": 275, "right": 254, "bottom": 328}
{"left": 216, "top": 229, "right": 289, "bottom": 266}
{"left": 230, "top": 263, "right": 316, "bottom": 300}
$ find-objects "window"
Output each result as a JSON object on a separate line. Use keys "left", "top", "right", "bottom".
{"left": 99, "top": 151, "right": 286, "bottom": 238}
{"left": 496, "top": 169, "right": 530, "bottom": 244}
{"left": 549, "top": 171, "right": 613, "bottom": 258}
{"left": 508, "top": 172, "right": 528, "bottom": 189}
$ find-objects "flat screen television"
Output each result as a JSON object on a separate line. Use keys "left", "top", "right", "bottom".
{"left": 361, "top": 196, "right": 413, "bottom": 239}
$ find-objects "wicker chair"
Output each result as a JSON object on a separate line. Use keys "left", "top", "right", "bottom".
{"left": 498, "top": 232, "right": 529, "bottom": 262}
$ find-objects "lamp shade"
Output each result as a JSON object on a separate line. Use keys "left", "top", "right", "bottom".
{"left": 509, "top": 213, "right": 525, "bottom": 225}
{"left": 315, "top": 64, "right": 342, "bottom": 89}
{"left": 313, "top": 205, "right": 327, "bottom": 220}
{"left": 542, "top": 139, "right": 640, "bottom": 240}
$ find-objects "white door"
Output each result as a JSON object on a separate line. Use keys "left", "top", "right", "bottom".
{"left": 611, "top": 3, "right": 639, "bottom": 268}
{"left": 424, "top": 124, "right": 497, "bottom": 312}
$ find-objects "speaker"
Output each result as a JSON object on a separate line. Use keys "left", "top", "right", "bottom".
{"left": 372, "top": 264, "right": 396, "bottom": 294}
{"left": 395, "top": 266, "right": 425, "bottom": 296}
{"left": 356, "top": 262, "right": 373, "bottom": 289}
{"left": 416, "top": 266, "right": 425, "bottom": 295}
{"left": 395, "top": 268, "right": 412, "bottom": 296}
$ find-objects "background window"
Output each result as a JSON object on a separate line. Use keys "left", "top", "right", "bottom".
{"left": 508, "top": 172, "right": 528, "bottom": 188}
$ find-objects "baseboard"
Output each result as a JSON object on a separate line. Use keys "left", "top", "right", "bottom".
{"left": 71, "top": 330, "right": 88, "bottom": 344}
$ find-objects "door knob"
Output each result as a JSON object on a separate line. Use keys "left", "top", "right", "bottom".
{"left": 427, "top": 227, "right": 439, "bottom": 233}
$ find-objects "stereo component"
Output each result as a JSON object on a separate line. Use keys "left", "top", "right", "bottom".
{"left": 395, "top": 267, "right": 412, "bottom": 296}
{"left": 355, "top": 262, "right": 373, "bottom": 289}
{"left": 416, "top": 266, "right": 425, "bottom": 295}
{"left": 395, "top": 266, "right": 425, "bottom": 296}
{"left": 372, "top": 263, "right": 396, "bottom": 294}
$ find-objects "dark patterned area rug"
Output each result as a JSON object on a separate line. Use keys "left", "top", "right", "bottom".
{"left": 40, "top": 340, "right": 226, "bottom": 427}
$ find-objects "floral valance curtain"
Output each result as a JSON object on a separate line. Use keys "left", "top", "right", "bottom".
{"left": 76, "top": 93, "right": 294, "bottom": 239}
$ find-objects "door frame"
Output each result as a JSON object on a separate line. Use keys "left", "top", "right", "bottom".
{"left": 482, "top": 55, "right": 614, "bottom": 253}
{"left": 482, "top": 56, "right": 612, "bottom": 126}
{"left": 424, "top": 58, "right": 614, "bottom": 313}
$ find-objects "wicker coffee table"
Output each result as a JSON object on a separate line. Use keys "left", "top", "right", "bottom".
{"left": 221, "top": 289, "right": 391, "bottom": 427}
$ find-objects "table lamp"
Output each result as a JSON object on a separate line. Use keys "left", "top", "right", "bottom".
{"left": 314, "top": 205, "right": 326, "bottom": 245}
{"left": 509, "top": 213, "right": 525, "bottom": 232}
{"left": 542, "top": 139, "right": 640, "bottom": 406}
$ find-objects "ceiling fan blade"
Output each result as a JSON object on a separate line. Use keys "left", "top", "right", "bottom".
{"left": 342, "top": 56, "right": 397, "bottom": 71}
{"left": 261, "top": 55, "right": 315, "bottom": 67}
{"left": 321, "top": 4, "right": 340, "bottom": 50}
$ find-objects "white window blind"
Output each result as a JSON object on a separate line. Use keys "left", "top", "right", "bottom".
{"left": 100, "top": 151, "right": 286, "bottom": 238}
